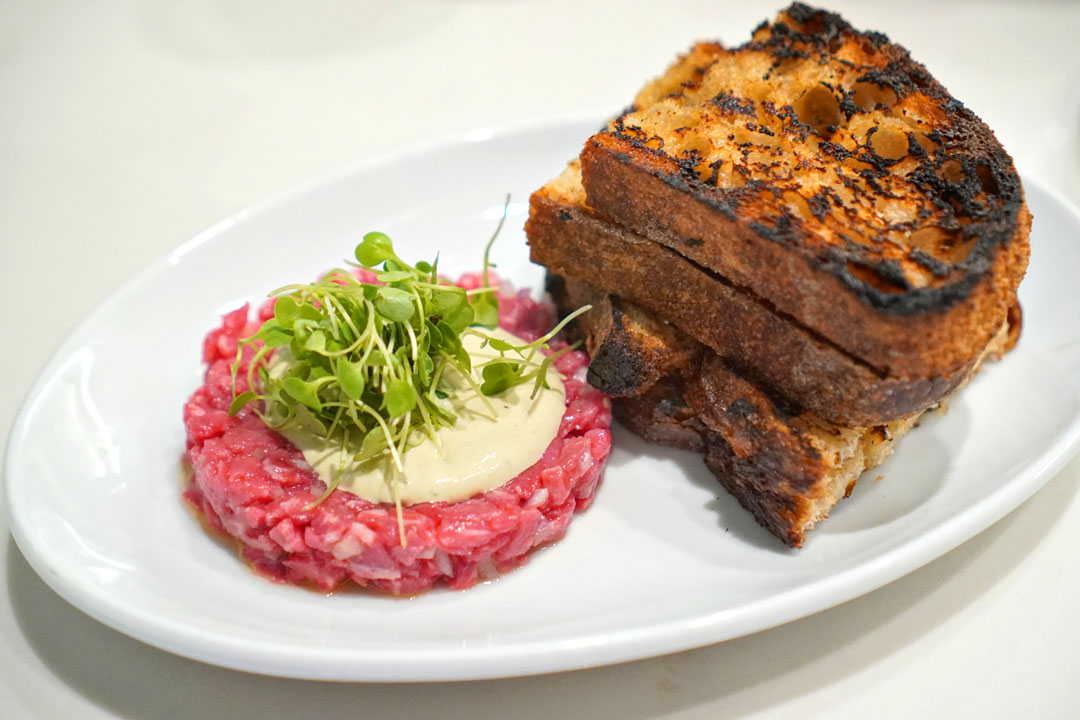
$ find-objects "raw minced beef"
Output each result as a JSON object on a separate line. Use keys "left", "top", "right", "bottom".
{"left": 182, "top": 274, "right": 612, "bottom": 595}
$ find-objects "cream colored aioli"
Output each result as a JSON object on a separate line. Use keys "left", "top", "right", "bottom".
{"left": 271, "top": 327, "right": 566, "bottom": 505}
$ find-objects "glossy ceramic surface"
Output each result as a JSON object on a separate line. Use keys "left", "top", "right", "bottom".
{"left": 6, "top": 121, "right": 1080, "bottom": 681}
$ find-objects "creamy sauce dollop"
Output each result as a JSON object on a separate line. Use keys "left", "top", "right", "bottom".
{"left": 272, "top": 327, "right": 566, "bottom": 505}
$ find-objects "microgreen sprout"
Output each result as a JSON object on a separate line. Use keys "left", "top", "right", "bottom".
{"left": 229, "top": 213, "right": 588, "bottom": 544}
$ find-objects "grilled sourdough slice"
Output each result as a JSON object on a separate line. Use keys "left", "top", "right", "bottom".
{"left": 550, "top": 274, "right": 921, "bottom": 547}
{"left": 550, "top": 273, "right": 1014, "bottom": 547}
{"left": 579, "top": 3, "right": 1030, "bottom": 382}
{"left": 545, "top": 273, "right": 695, "bottom": 398}
{"left": 528, "top": 161, "right": 979, "bottom": 426}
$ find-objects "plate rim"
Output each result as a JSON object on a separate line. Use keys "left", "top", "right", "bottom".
{"left": 6, "top": 117, "right": 1080, "bottom": 681}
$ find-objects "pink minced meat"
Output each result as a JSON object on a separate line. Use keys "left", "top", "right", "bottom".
{"left": 183, "top": 274, "right": 612, "bottom": 595}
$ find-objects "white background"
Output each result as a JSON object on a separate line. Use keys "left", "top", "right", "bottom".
{"left": 2, "top": 1, "right": 1079, "bottom": 717}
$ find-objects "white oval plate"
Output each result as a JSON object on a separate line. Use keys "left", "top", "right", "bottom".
{"left": 6, "top": 120, "right": 1080, "bottom": 681}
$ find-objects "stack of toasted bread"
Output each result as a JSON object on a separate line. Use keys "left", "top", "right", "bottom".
{"left": 526, "top": 3, "right": 1030, "bottom": 546}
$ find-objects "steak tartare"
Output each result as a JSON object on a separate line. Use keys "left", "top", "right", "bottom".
{"left": 183, "top": 274, "right": 612, "bottom": 595}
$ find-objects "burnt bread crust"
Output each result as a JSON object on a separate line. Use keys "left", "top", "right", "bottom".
{"left": 546, "top": 272, "right": 697, "bottom": 397}
{"left": 580, "top": 135, "right": 1029, "bottom": 382}
{"left": 548, "top": 273, "right": 1015, "bottom": 547}
{"left": 578, "top": 3, "right": 1030, "bottom": 380}
{"left": 548, "top": 272, "right": 925, "bottom": 547}
{"left": 612, "top": 375, "right": 707, "bottom": 454}
{"left": 686, "top": 352, "right": 920, "bottom": 548}
{"left": 528, "top": 163, "right": 977, "bottom": 426}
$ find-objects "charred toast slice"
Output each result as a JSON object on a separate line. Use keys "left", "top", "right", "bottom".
{"left": 612, "top": 372, "right": 916, "bottom": 547}
{"left": 528, "top": 161, "right": 977, "bottom": 426}
{"left": 550, "top": 273, "right": 1014, "bottom": 547}
{"left": 579, "top": 3, "right": 1030, "bottom": 382}
{"left": 545, "top": 273, "right": 695, "bottom": 398}
{"left": 549, "top": 273, "right": 921, "bottom": 547}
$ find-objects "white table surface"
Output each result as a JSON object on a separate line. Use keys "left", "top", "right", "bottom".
{"left": 3, "top": 1, "right": 1079, "bottom": 717}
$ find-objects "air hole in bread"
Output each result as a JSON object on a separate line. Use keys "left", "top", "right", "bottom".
{"left": 976, "top": 164, "right": 999, "bottom": 196}
{"left": 846, "top": 261, "right": 908, "bottom": 294}
{"left": 941, "top": 236, "right": 976, "bottom": 264}
{"left": 843, "top": 156, "right": 874, "bottom": 172}
{"left": 851, "top": 81, "right": 898, "bottom": 111}
{"left": 794, "top": 85, "right": 843, "bottom": 136}
{"left": 643, "top": 135, "right": 665, "bottom": 151}
{"left": 912, "top": 131, "right": 937, "bottom": 153}
{"left": 868, "top": 128, "right": 908, "bottom": 160}
{"left": 941, "top": 159, "right": 964, "bottom": 184}
{"left": 908, "top": 226, "right": 948, "bottom": 256}
{"left": 674, "top": 129, "right": 711, "bottom": 152}
{"left": 908, "top": 226, "right": 974, "bottom": 264}
{"left": 920, "top": 227, "right": 980, "bottom": 264}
